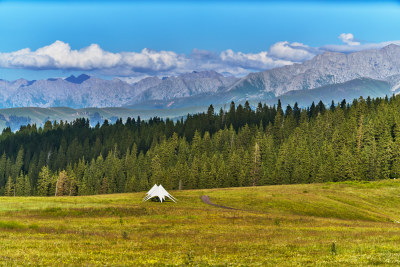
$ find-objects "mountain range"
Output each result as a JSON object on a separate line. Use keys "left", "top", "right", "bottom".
{"left": 0, "top": 44, "right": 400, "bottom": 130}
{"left": 0, "top": 71, "right": 238, "bottom": 109}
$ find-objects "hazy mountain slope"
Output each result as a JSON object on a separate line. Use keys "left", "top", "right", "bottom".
{"left": 228, "top": 44, "right": 400, "bottom": 98}
{"left": 127, "top": 78, "right": 392, "bottom": 110}
{"left": 0, "top": 75, "right": 136, "bottom": 108}
{"left": 0, "top": 78, "right": 394, "bottom": 132}
{"left": 263, "top": 78, "right": 392, "bottom": 108}
{"left": 127, "top": 45, "right": 400, "bottom": 109}
{"left": 127, "top": 70, "right": 238, "bottom": 104}
{"left": 0, "top": 71, "right": 238, "bottom": 109}
{"left": 1, "top": 45, "right": 400, "bottom": 111}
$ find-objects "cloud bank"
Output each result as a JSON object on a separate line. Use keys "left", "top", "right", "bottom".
{"left": 0, "top": 33, "right": 399, "bottom": 79}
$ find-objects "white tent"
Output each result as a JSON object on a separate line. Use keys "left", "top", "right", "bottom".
{"left": 143, "top": 184, "right": 177, "bottom": 203}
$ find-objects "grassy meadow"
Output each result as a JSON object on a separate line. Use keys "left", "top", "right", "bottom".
{"left": 0, "top": 180, "right": 400, "bottom": 265}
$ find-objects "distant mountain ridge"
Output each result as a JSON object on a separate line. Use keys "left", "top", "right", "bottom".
{"left": 128, "top": 44, "right": 400, "bottom": 109}
{"left": 1, "top": 45, "right": 400, "bottom": 110}
{"left": 126, "top": 77, "right": 393, "bottom": 110}
{"left": 263, "top": 77, "right": 392, "bottom": 108}
{"left": 0, "top": 71, "right": 238, "bottom": 109}
{"left": 227, "top": 44, "right": 400, "bottom": 98}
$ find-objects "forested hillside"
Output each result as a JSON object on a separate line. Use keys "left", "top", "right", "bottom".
{"left": 0, "top": 95, "right": 398, "bottom": 196}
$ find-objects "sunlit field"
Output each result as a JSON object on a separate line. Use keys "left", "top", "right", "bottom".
{"left": 1, "top": 180, "right": 400, "bottom": 265}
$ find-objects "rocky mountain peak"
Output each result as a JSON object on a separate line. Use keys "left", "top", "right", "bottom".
{"left": 227, "top": 44, "right": 400, "bottom": 97}
{"left": 65, "top": 74, "right": 91, "bottom": 84}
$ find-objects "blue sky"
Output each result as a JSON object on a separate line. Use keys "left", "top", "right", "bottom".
{"left": 0, "top": 0, "right": 400, "bottom": 81}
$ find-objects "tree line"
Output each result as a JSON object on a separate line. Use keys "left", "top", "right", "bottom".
{"left": 0, "top": 95, "right": 399, "bottom": 196}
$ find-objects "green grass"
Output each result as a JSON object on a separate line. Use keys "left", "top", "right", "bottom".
{"left": 1, "top": 180, "right": 400, "bottom": 265}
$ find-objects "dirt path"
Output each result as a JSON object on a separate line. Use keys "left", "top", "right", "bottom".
{"left": 200, "top": 195, "right": 239, "bottom": 210}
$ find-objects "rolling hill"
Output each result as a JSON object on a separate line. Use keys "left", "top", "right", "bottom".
{"left": 0, "top": 180, "right": 400, "bottom": 265}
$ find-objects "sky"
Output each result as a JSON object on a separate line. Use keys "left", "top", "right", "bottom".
{"left": 0, "top": 0, "right": 400, "bottom": 82}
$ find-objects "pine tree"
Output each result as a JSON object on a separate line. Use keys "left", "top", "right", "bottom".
{"left": 56, "top": 141, "right": 66, "bottom": 171}
{"left": 5, "top": 176, "right": 14, "bottom": 196}
{"left": 377, "top": 128, "right": 393, "bottom": 180}
{"left": 5, "top": 158, "right": 12, "bottom": 184}
{"left": 100, "top": 176, "right": 109, "bottom": 194}
{"left": 55, "top": 170, "right": 69, "bottom": 196}
{"left": 188, "top": 156, "right": 200, "bottom": 189}
{"left": 37, "top": 166, "right": 52, "bottom": 196}
{"left": 208, "top": 157, "right": 218, "bottom": 188}
{"left": 274, "top": 142, "right": 292, "bottom": 184}
{"left": 139, "top": 173, "right": 149, "bottom": 192}
{"left": 15, "top": 172, "right": 25, "bottom": 196}
{"left": 251, "top": 142, "right": 261, "bottom": 186}
{"left": 0, "top": 153, "right": 6, "bottom": 189}
{"left": 214, "top": 158, "right": 224, "bottom": 188}
{"left": 150, "top": 154, "right": 163, "bottom": 186}
{"left": 198, "top": 156, "right": 210, "bottom": 189}
{"left": 259, "top": 134, "right": 276, "bottom": 185}
{"left": 272, "top": 110, "right": 284, "bottom": 146}
{"left": 391, "top": 120, "right": 400, "bottom": 178}
{"left": 23, "top": 175, "right": 31, "bottom": 196}
{"left": 227, "top": 151, "right": 241, "bottom": 187}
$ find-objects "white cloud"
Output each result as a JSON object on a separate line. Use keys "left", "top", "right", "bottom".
{"left": 338, "top": 33, "right": 360, "bottom": 46}
{"left": 219, "top": 49, "right": 293, "bottom": 70}
{"left": 1, "top": 34, "right": 400, "bottom": 79}
{"left": 0, "top": 41, "right": 185, "bottom": 73}
{"left": 319, "top": 33, "right": 400, "bottom": 53}
{"left": 0, "top": 41, "right": 121, "bottom": 70}
{"left": 268, "top": 41, "right": 315, "bottom": 62}
{"left": 121, "top": 48, "right": 187, "bottom": 72}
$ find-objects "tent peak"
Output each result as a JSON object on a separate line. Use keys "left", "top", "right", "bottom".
{"left": 143, "top": 184, "right": 177, "bottom": 203}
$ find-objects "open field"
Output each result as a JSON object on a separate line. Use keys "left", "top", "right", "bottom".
{"left": 1, "top": 180, "right": 400, "bottom": 265}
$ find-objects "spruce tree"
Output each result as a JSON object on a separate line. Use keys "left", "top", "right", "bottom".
{"left": 37, "top": 166, "right": 52, "bottom": 196}
{"left": 5, "top": 176, "right": 14, "bottom": 196}
{"left": 23, "top": 175, "right": 31, "bottom": 196}
{"left": 15, "top": 172, "right": 25, "bottom": 196}
{"left": 55, "top": 170, "right": 69, "bottom": 196}
{"left": 251, "top": 142, "right": 261, "bottom": 186}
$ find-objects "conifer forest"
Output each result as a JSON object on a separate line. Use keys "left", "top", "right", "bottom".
{"left": 0, "top": 95, "right": 399, "bottom": 196}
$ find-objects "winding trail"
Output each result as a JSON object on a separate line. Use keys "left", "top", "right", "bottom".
{"left": 200, "top": 195, "right": 239, "bottom": 210}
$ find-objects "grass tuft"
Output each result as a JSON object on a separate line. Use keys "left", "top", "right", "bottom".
{"left": 0, "top": 221, "right": 25, "bottom": 229}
